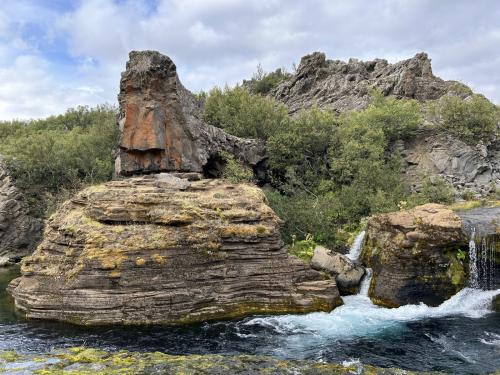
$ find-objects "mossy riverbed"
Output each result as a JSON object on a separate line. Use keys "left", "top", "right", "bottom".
{"left": 0, "top": 347, "right": 437, "bottom": 375}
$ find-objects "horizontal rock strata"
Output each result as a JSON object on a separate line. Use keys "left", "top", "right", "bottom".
{"left": 361, "top": 203, "right": 468, "bottom": 307}
{"left": 8, "top": 174, "right": 340, "bottom": 325}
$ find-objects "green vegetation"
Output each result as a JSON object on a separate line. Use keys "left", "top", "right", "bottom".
{"left": 436, "top": 94, "right": 499, "bottom": 144}
{"left": 244, "top": 64, "right": 291, "bottom": 95}
{"left": 289, "top": 234, "right": 316, "bottom": 261}
{"left": 204, "top": 86, "right": 427, "bottom": 247}
{"left": 0, "top": 105, "right": 118, "bottom": 216}
{"left": 203, "top": 85, "right": 288, "bottom": 140}
{"left": 220, "top": 151, "right": 254, "bottom": 184}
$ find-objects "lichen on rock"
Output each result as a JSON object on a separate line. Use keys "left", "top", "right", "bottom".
{"left": 361, "top": 203, "right": 468, "bottom": 307}
{"left": 8, "top": 174, "right": 340, "bottom": 325}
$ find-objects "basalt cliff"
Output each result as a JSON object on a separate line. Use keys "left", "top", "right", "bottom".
{"left": 8, "top": 51, "right": 340, "bottom": 325}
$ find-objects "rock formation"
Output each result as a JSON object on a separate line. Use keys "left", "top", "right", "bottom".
{"left": 361, "top": 204, "right": 468, "bottom": 307}
{"left": 273, "top": 52, "right": 461, "bottom": 114}
{"left": 311, "top": 245, "right": 365, "bottom": 295}
{"left": 398, "top": 130, "right": 500, "bottom": 196}
{"left": 116, "top": 51, "right": 266, "bottom": 176}
{"left": 8, "top": 174, "right": 340, "bottom": 325}
{"left": 0, "top": 159, "right": 43, "bottom": 265}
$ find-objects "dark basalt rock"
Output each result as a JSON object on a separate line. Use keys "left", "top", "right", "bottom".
{"left": 116, "top": 51, "right": 266, "bottom": 176}
{"left": 0, "top": 159, "right": 43, "bottom": 265}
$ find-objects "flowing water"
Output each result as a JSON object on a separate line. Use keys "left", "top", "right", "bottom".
{"left": 1, "top": 228, "right": 499, "bottom": 374}
{"left": 346, "top": 230, "right": 366, "bottom": 261}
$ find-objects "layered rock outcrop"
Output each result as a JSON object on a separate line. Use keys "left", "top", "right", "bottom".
{"left": 8, "top": 175, "right": 340, "bottom": 325}
{"left": 0, "top": 159, "right": 43, "bottom": 265}
{"left": 273, "top": 52, "right": 461, "bottom": 114}
{"left": 361, "top": 204, "right": 468, "bottom": 307}
{"left": 116, "top": 51, "right": 266, "bottom": 176}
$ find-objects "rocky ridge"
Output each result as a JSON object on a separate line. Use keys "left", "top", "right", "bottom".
{"left": 8, "top": 174, "right": 340, "bottom": 324}
{"left": 273, "top": 52, "right": 461, "bottom": 114}
{"left": 0, "top": 159, "right": 43, "bottom": 266}
{"left": 116, "top": 50, "right": 266, "bottom": 176}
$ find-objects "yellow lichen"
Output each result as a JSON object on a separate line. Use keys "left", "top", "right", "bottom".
{"left": 135, "top": 257, "right": 146, "bottom": 266}
{"left": 152, "top": 254, "right": 167, "bottom": 265}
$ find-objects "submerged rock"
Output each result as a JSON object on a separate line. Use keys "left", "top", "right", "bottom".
{"left": 0, "top": 159, "right": 43, "bottom": 264}
{"left": 0, "top": 347, "right": 437, "bottom": 375}
{"left": 8, "top": 174, "right": 340, "bottom": 325}
{"left": 361, "top": 204, "right": 468, "bottom": 307}
{"left": 311, "top": 245, "right": 365, "bottom": 294}
{"left": 116, "top": 50, "right": 266, "bottom": 176}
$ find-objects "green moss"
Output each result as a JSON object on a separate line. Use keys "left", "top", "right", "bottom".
{"left": 0, "top": 350, "right": 20, "bottom": 362}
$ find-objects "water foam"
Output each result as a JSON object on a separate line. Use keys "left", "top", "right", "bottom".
{"left": 346, "top": 231, "right": 366, "bottom": 261}
{"left": 244, "top": 288, "right": 500, "bottom": 340}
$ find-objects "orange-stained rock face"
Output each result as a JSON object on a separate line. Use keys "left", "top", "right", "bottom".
{"left": 115, "top": 51, "right": 266, "bottom": 176}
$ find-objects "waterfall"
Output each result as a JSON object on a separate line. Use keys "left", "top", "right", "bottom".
{"left": 468, "top": 228, "right": 497, "bottom": 290}
{"left": 359, "top": 268, "right": 372, "bottom": 296}
{"left": 346, "top": 230, "right": 366, "bottom": 261}
{"left": 469, "top": 228, "right": 479, "bottom": 289}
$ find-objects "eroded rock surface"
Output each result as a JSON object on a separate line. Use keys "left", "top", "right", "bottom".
{"left": 273, "top": 52, "right": 461, "bottom": 114}
{"left": 399, "top": 130, "right": 500, "bottom": 196}
{"left": 361, "top": 204, "right": 468, "bottom": 307}
{"left": 0, "top": 159, "right": 43, "bottom": 264}
{"left": 311, "top": 246, "right": 365, "bottom": 295}
{"left": 8, "top": 175, "right": 340, "bottom": 325}
{"left": 116, "top": 51, "right": 265, "bottom": 176}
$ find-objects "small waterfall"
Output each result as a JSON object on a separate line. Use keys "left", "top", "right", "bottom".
{"left": 468, "top": 228, "right": 497, "bottom": 290}
{"left": 469, "top": 228, "right": 479, "bottom": 289}
{"left": 359, "top": 268, "right": 372, "bottom": 296}
{"left": 346, "top": 230, "right": 366, "bottom": 261}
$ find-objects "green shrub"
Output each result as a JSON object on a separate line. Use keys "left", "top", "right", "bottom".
{"left": 244, "top": 65, "right": 291, "bottom": 95}
{"left": 289, "top": 233, "right": 316, "bottom": 261}
{"left": 437, "top": 94, "right": 498, "bottom": 144}
{"left": 203, "top": 85, "right": 288, "bottom": 140}
{"left": 220, "top": 151, "right": 254, "bottom": 184}
{"left": 420, "top": 176, "right": 455, "bottom": 204}
{"left": 0, "top": 105, "right": 118, "bottom": 216}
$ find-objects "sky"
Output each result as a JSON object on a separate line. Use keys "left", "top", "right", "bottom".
{"left": 0, "top": 0, "right": 499, "bottom": 120}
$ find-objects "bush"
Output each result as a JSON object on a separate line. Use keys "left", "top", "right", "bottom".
{"left": 220, "top": 151, "right": 254, "bottom": 184}
{"left": 437, "top": 94, "right": 498, "bottom": 144}
{"left": 244, "top": 64, "right": 291, "bottom": 95}
{"left": 419, "top": 176, "right": 455, "bottom": 204}
{"left": 0, "top": 105, "right": 118, "bottom": 216}
{"left": 203, "top": 86, "right": 288, "bottom": 140}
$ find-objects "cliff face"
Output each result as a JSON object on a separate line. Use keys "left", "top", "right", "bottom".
{"left": 8, "top": 175, "right": 340, "bottom": 325}
{"left": 116, "top": 51, "right": 266, "bottom": 176}
{"left": 399, "top": 131, "right": 500, "bottom": 196}
{"left": 273, "top": 52, "right": 458, "bottom": 114}
{"left": 0, "top": 159, "right": 43, "bottom": 265}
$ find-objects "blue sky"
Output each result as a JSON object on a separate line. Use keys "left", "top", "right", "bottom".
{"left": 1, "top": 0, "right": 499, "bottom": 120}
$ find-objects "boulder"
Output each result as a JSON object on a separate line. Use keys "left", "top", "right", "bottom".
{"left": 0, "top": 159, "right": 43, "bottom": 264}
{"left": 8, "top": 175, "right": 341, "bottom": 325}
{"left": 361, "top": 203, "right": 468, "bottom": 307}
{"left": 116, "top": 51, "right": 266, "bottom": 176}
{"left": 311, "top": 245, "right": 365, "bottom": 294}
{"left": 273, "top": 52, "right": 461, "bottom": 114}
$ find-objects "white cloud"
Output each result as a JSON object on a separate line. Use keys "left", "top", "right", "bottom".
{"left": 1, "top": 0, "right": 499, "bottom": 120}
